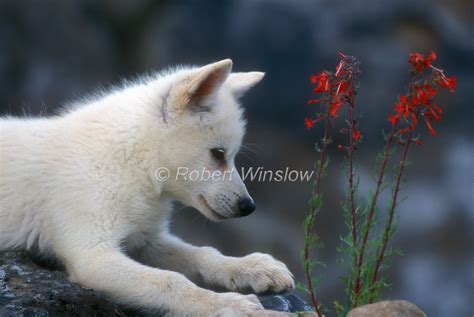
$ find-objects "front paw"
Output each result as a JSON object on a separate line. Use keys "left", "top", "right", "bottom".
{"left": 211, "top": 292, "right": 264, "bottom": 316}
{"left": 228, "top": 253, "right": 295, "bottom": 294}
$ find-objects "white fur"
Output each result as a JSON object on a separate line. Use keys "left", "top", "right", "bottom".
{"left": 0, "top": 59, "right": 294, "bottom": 316}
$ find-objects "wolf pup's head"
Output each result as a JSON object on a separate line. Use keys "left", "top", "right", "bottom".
{"left": 152, "top": 59, "right": 263, "bottom": 221}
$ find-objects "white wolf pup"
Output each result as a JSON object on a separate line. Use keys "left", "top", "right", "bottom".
{"left": 0, "top": 59, "right": 295, "bottom": 316}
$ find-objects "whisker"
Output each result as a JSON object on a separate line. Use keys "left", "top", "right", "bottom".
{"left": 242, "top": 142, "right": 264, "bottom": 153}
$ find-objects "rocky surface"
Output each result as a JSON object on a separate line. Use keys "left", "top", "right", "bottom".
{"left": 347, "top": 300, "right": 427, "bottom": 317}
{"left": 0, "top": 251, "right": 312, "bottom": 316}
{"left": 0, "top": 252, "right": 127, "bottom": 316}
{"left": 259, "top": 293, "right": 313, "bottom": 312}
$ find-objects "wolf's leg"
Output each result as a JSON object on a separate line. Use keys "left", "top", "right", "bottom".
{"left": 135, "top": 232, "right": 295, "bottom": 294}
{"left": 63, "top": 246, "right": 263, "bottom": 315}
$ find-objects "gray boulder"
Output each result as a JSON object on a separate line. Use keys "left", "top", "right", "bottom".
{"left": 347, "top": 300, "right": 427, "bottom": 317}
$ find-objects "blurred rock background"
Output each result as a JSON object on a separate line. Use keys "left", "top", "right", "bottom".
{"left": 0, "top": 0, "right": 472, "bottom": 316}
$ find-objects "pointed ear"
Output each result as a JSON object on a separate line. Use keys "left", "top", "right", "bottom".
{"left": 226, "top": 72, "right": 265, "bottom": 98}
{"left": 172, "top": 59, "right": 232, "bottom": 112}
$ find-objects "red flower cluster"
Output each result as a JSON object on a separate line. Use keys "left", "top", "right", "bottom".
{"left": 408, "top": 51, "right": 437, "bottom": 73}
{"left": 305, "top": 52, "right": 360, "bottom": 132}
{"left": 307, "top": 70, "right": 348, "bottom": 119}
{"left": 389, "top": 51, "right": 456, "bottom": 138}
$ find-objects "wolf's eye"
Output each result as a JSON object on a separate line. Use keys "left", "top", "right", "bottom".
{"left": 210, "top": 148, "right": 225, "bottom": 161}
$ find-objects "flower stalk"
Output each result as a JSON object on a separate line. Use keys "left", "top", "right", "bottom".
{"left": 302, "top": 107, "right": 330, "bottom": 317}
{"left": 347, "top": 93, "right": 358, "bottom": 259}
{"left": 353, "top": 126, "right": 395, "bottom": 306}
{"left": 370, "top": 128, "right": 413, "bottom": 302}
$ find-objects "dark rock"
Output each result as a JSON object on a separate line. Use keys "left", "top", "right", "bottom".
{"left": 1, "top": 251, "right": 313, "bottom": 316}
{"left": 259, "top": 293, "right": 313, "bottom": 312}
{"left": 0, "top": 251, "right": 128, "bottom": 316}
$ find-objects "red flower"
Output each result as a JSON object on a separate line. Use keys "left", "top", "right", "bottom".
{"left": 413, "top": 83, "right": 437, "bottom": 106}
{"left": 408, "top": 51, "right": 437, "bottom": 73}
{"left": 436, "top": 75, "right": 457, "bottom": 93}
{"left": 305, "top": 117, "right": 315, "bottom": 130}
{"left": 336, "top": 80, "right": 350, "bottom": 95}
{"left": 394, "top": 95, "right": 410, "bottom": 118}
{"left": 424, "top": 106, "right": 442, "bottom": 122}
{"left": 424, "top": 51, "right": 437, "bottom": 68}
{"left": 424, "top": 119, "right": 436, "bottom": 136}
{"left": 388, "top": 114, "right": 400, "bottom": 126}
{"left": 352, "top": 128, "right": 362, "bottom": 142}
{"left": 328, "top": 98, "right": 345, "bottom": 117}
{"left": 307, "top": 98, "right": 325, "bottom": 105}
{"left": 310, "top": 74, "right": 318, "bottom": 84}
{"left": 311, "top": 72, "right": 331, "bottom": 93}
{"left": 408, "top": 52, "right": 425, "bottom": 73}
{"left": 338, "top": 51, "right": 348, "bottom": 59}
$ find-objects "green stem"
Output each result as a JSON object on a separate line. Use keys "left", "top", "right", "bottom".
{"left": 353, "top": 127, "right": 395, "bottom": 306}
{"left": 347, "top": 93, "right": 360, "bottom": 308}
{"left": 348, "top": 95, "right": 358, "bottom": 249}
{"left": 370, "top": 130, "right": 413, "bottom": 302}
{"left": 303, "top": 109, "right": 330, "bottom": 317}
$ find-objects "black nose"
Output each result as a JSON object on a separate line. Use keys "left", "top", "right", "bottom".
{"left": 238, "top": 197, "right": 256, "bottom": 217}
